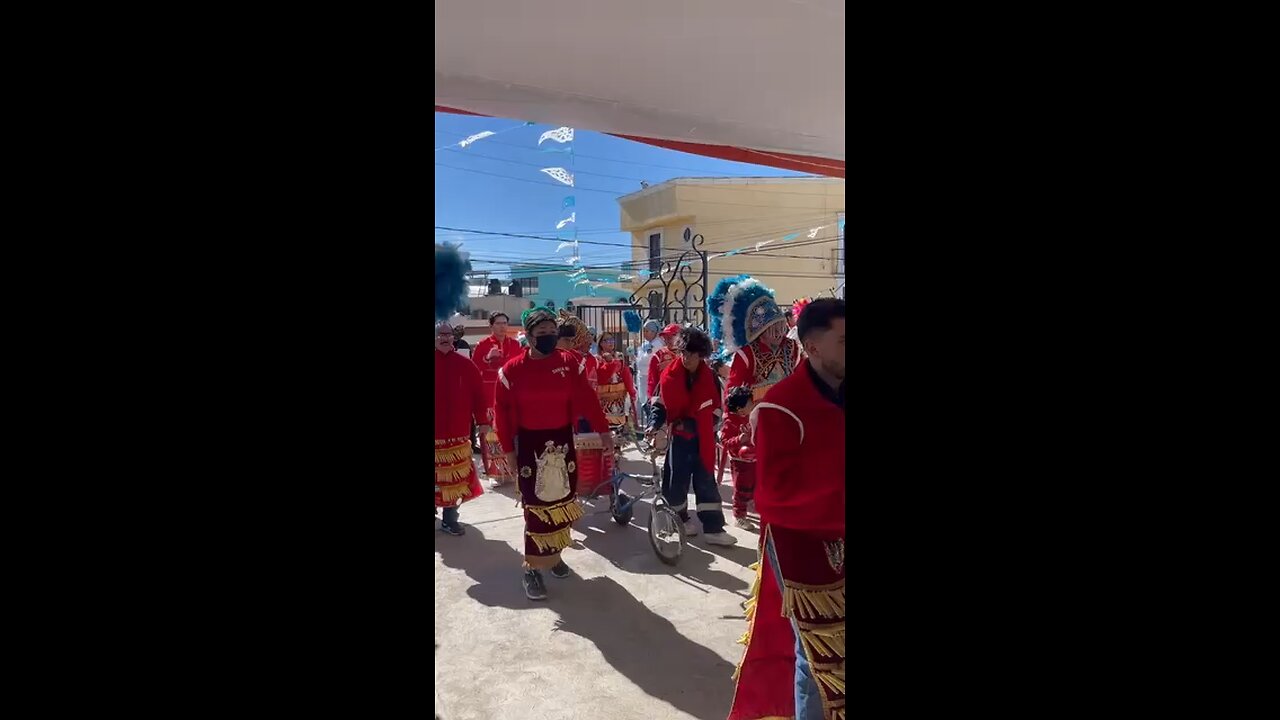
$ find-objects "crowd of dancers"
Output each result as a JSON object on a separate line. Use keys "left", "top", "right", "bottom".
{"left": 434, "top": 247, "right": 846, "bottom": 720}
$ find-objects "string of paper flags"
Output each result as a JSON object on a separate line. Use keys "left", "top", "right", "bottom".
{"left": 443, "top": 120, "right": 846, "bottom": 294}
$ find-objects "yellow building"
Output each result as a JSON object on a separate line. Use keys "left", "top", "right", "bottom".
{"left": 618, "top": 177, "right": 845, "bottom": 317}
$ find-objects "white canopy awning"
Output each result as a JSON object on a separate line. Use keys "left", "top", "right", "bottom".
{"left": 435, "top": 0, "right": 844, "bottom": 177}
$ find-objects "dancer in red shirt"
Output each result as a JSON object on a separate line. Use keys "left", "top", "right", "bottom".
{"left": 645, "top": 323, "right": 681, "bottom": 400}
{"left": 728, "top": 299, "right": 845, "bottom": 720}
{"left": 434, "top": 319, "right": 488, "bottom": 535}
{"left": 494, "top": 307, "right": 611, "bottom": 600}
{"left": 594, "top": 334, "right": 637, "bottom": 428}
{"left": 710, "top": 276, "right": 800, "bottom": 531}
{"left": 472, "top": 312, "right": 522, "bottom": 484}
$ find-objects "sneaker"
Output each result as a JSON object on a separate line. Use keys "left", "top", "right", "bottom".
{"left": 734, "top": 516, "right": 757, "bottom": 531}
{"left": 550, "top": 560, "right": 572, "bottom": 579}
{"left": 523, "top": 570, "right": 548, "bottom": 600}
{"left": 441, "top": 521, "right": 465, "bottom": 536}
{"left": 704, "top": 531, "right": 739, "bottom": 546}
{"left": 683, "top": 518, "right": 701, "bottom": 537}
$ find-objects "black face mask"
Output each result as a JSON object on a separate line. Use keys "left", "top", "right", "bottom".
{"left": 533, "top": 335, "right": 558, "bottom": 355}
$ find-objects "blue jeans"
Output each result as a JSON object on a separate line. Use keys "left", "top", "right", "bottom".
{"left": 442, "top": 506, "right": 459, "bottom": 525}
{"left": 765, "top": 532, "right": 824, "bottom": 720}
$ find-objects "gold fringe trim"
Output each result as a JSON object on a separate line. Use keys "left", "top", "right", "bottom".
{"left": 434, "top": 443, "right": 472, "bottom": 464}
{"left": 527, "top": 526, "right": 573, "bottom": 553}
{"left": 438, "top": 480, "right": 473, "bottom": 504}
{"left": 798, "top": 623, "right": 846, "bottom": 659}
{"left": 831, "top": 709, "right": 845, "bottom": 720}
{"left": 526, "top": 498, "right": 584, "bottom": 526}
{"left": 813, "top": 666, "right": 845, "bottom": 696}
{"left": 435, "top": 436, "right": 468, "bottom": 447}
{"left": 435, "top": 458, "right": 475, "bottom": 483}
{"left": 597, "top": 383, "right": 625, "bottom": 395}
{"left": 741, "top": 559, "right": 763, "bottom": 622}
{"left": 781, "top": 580, "right": 845, "bottom": 620}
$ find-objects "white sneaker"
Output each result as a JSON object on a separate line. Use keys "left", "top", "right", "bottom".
{"left": 704, "top": 531, "right": 738, "bottom": 546}
{"left": 683, "top": 518, "right": 700, "bottom": 537}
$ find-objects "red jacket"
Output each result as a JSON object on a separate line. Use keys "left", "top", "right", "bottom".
{"left": 657, "top": 359, "right": 721, "bottom": 473}
{"left": 750, "top": 358, "right": 845, "bottom": 538}
{"left": 647, "top": 347, "right": 677, "bottom": 398}
{"left": 434, "top": 348, "right": 489, "bottom": 441}
{"left": 493, "top": 349, "right": 608, "bottom": 453}
{"left": 472, "top": 334, "right": 522, "bottom": 407}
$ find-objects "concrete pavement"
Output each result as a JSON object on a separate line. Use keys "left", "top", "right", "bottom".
{"left": 434, "top": 447, "right": 760, "bottom": 720}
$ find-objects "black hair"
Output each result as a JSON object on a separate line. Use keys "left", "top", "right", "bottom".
{"left": 797, "top": 298, "right": 845, "bottom": 343}
{"left": 557, "top": 323, "right": 578, "bottom": 339}
{"left": 671, "top": 325, "right": 712, "bottom": 357}
{"left": 489, "top": 313, "right": 509, "bottom": 326}
{"left": 708, "top": 357, "right": 726, "bottom": 373}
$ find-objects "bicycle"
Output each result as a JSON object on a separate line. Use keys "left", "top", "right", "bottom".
{"left": 578, "top": 423, "right": 685, "bottom": 565}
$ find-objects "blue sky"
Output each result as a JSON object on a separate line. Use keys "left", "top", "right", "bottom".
{"left": 434, "top": 113, "right": 809, "bottom": 280}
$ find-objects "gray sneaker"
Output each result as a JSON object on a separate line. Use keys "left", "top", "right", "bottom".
{"left": 523, "top": 570, "right": 548, "bottom": 600}
{"left": 551, "top": 560, "right": 571, "bottom": 579}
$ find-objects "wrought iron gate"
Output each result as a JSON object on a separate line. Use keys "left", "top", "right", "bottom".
{"left": 627, "top": 228, "right": 709, "bottom": 328}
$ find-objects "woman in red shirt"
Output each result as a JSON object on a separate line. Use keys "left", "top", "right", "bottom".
{"left": 494, "top": 307, "right": 611, "bottom": 601}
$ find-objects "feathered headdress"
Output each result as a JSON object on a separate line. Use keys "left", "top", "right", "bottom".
{"left": 435, "top": 244, "right": 471, "bottom": 321}
{"left": 557, "top": 309, "right": 590, "bottom": 347}
{"left": 623, "top": 310, "right": 642, "bottom": 332}
{"left": 723, "top": 278, "right": 785, "bottom": 354}
{"left": 707, "top": 274, "right": 750, "bottom": 348}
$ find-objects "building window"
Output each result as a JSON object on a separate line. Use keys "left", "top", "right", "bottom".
{"left": 648, "top": 231, "right": 663, "bottom": 273}
{"left": 512, "top": 276, "right": 539, "bottom": 294}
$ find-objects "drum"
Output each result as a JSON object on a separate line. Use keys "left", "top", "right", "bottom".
{"left": 573, "top": 432, "right": 614, "bottom": 497}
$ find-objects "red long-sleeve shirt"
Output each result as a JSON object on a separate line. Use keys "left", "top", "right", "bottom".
{"left": 596, "top": 354, "right": 637, "bottom": 402}
{"left": 657, "top": 359, "right": 722, "bottom": 472}
{"left": 749, "top": 359, "right": 845, "bottom": 537}
{"left": 434, "top": 348, "right": 489, "bottom": 441}
{"left": 493, "top": 348, "right": 609, "bottom": 453}
{"left": 472, "top": 334, "right": 522, "bottom": 406}
{"left": 646, "top": 347, "right": 677, "bottom": 398}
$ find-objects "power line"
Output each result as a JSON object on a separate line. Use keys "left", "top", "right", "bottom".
{"left": 435, "top": 160, "right": 844, "bottom": 210}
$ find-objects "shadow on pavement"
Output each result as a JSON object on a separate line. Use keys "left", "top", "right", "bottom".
{"left": 571, "top": 499, "right": 752, "bottom": 596}
{"left": 552, "top": 575, "right": 739, "bottom": 720}
{"left": 435, "top": 527, "right": 737, "bottom": 720}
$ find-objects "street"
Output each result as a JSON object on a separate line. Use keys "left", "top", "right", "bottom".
{"left": 434, "top": 447, "right": 760, "bottom": 720}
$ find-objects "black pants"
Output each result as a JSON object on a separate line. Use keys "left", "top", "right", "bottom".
{"left": 661, "top": 429, "right": 725, "bottom": 533}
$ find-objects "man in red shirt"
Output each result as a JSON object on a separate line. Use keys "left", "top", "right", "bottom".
{"left": 652, "top": 326, "right": 736, "bottom": 547}
{"left": 434, "top": 319, "right": 489, "bottom": 536}
{"left": 494, "top": 307, "right": 612, "bottom": 600}
{"left": 727, "top": 298, "right": 845, "bottom": 720}
{"left": 472, "top": 312, "right": 522, "bottom": 484}
{"left": 645, "top": 323, "right": 681, "bottom": 401}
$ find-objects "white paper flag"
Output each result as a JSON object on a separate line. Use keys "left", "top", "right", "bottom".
{"left": 458, "top": 131, "right": 495, "bottom": 148}
{"left": 556, "top": 212, "right": 576, "bottom": 230}
{"left": 541, "top": 167, "right": 575, "bottom": 186}
{"left": 539, "top": 127, "right": 574, "bottom": 145}
{"left": 556, "top": 241, "right": 574, "bottom": 253}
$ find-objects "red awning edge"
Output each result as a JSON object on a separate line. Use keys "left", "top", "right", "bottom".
{"left": 435, "top": 106, "right": 844, "bottom": 179}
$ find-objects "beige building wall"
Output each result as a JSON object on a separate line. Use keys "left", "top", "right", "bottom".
{"left": 619, "top": 178, "right": 844, "bottom": 314}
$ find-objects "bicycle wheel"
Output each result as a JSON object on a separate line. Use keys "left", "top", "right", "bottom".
{"left": 648, "top": 502, "right": 684, "bottom": 565}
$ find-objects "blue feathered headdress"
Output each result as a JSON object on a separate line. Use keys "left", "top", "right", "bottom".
{"left": 623, "top": 310, "right": 642, "bottom": 333}
{"left": 722, "top": 277, "right": 785, "bottom": 354}
{"left": 707, "top": 274, "right": 750, "bottom": 348}
{"left": 435, "top": 244, "right": 472, "bottom": 321}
